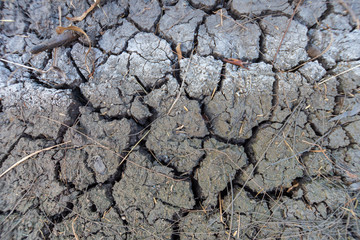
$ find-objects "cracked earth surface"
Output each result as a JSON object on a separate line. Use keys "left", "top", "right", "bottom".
{"left": 1, "top": 0, "right": 360, "bottom": 239}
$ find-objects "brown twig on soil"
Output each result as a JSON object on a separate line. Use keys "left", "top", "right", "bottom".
{"left": 30, "top": 30, "right": 79, "bottom": 54}
{"left": 272, "top": 0, "right": 302, "bottom": 65}
{"left": 66, "top": 0, "right": 101, "bottom": 22}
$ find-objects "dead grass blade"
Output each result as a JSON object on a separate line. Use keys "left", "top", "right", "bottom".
{"left": 56, "top": 26, "right": 92, "bottom": 74}
{"left": 118, "top": 130, "right": 150, "bottom": 167}
{"left": 318, "top": 63, "right": 360, "bottom": 85}
{"left": 168, "top": 50, "right": 194, "bottom": 115}
{"left": 176, "top": 43, "right": 182, "bottom": 62}
{"left": 0, "top": 58, "right": 46, "bottom": 73}
{"left": 287, "top": 30, "right": 334, "bottom": 72}
{"left": 272, "top": 0, "right": 302, "bottom": 65}
{"left": 66, "top": 0, "right": 101, "bottom": 22}
{"left": 338, "top": 0, "right": 360, "bottom": 30}
{"left": 72, "top": 215, "right": 80, "bottom": 240}
{"left": 0, "top": 141, "right": 71, "bottom": 179}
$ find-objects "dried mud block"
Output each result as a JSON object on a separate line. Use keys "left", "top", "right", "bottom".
{"left": 190, "top": 0, "right": 218, "bottom": 10}
{"left": 195, "top": 138, "right": 247, "bottom": 207}
{"left": 180, "top": 55, "right": 222, "bottom": 99}
{"left": 113, "top": 150, "right": 194, "bottom": 238}
{"left": 5, "top": 35, "right": 25, "bottom": 53}
{"left": 0, "top": 82, "right": 80, "bottom": 139}
{"left": 295, "top": 0, "right": 327, "bottom": 27}
{"left": 326, "top": 127, "right": 350, "bottom": 148}
{"left": 99, "top": 19, "right": 138, "bottom": 54}
{"left": 159, "top": 0, "right": 205, "bottom": 53}
{"left": 260, "top": 16, "right": 308, "bottom": 70}
{"left": 91, "top": 0, "right": 128, "bottom": 27}
{"left": 238, "top": 124, "right": 309, "bottom": 192}
{"left": 128, "top": 0, "right": 161, "bottom": 31}
{"left": 52, "top": 199, "right": 126, "bottom": 239}
{"left": 205, "top": 62, "right": 274, "bottom": 140}
{"left": 64, "top": 107, "right": 131, "bottom": 183}
{"left": 302, "top": 151, "right": 333, "bottom": 177}
{"left": 345, "top": 121, "right": 360, "bottom": 144}
{"left": 273, "top": 72, "right": 313, "bottom": 123}
{"left": 130, "top": 96, "right": 152, "bottom": 124}
{"left": 330, "top": 146, "right": 360, "bottom": 185}
{"left": 230, "top": 0, "right": 292, "bottom": 16}
{"left": 143, "top": 75, "right": 179, "bottom": 113}
{"left": 0, "top": 113, "right": 25, "bottom": 160}
{"left": 146, "top": 96, "right": 207, "bottom": 173}
{"left": 38, "top": 47, "right": 83, "bottom": 87}
{"left": 197, "top": 9, "right": 261, "bottom": 59}
{"left": 0, "top": 62, "right": 12, "bottom": 88}
{"left": 306, "top": 80, "right": 337, "bottom": 135}
{"left": 222, "top": 188, "right": 271, "bottom": 239}
{"left": 27, "top": 0, "right": 63, "bottom": 37}
{"left": 53, "top": 148, "right": 96, "bottom": 190}
{"left": 1, "top": 1, "right": 27, "bottom": 36}
{"left": 266, "top": 196, "right": 339, "bottom": 239}
{"left": 321, "top": 13, "right": 352, "bottom": 31}
{"left": 71, "top": 43, "right": 106, "bottom": 79}
{"left": 298, "top": 61, "right": 326, "bottom": 83}
{"left": 80, "top": 53, "right": 142, "bottom": 117}
{"left": 333, "top": 60, "right": 360, "bottom": 95}
{"left": 303, "top": 179, "right": 347, "bottom": 211}
{"left": 308, "top": 29, "right": 360, "bottom": 68}
{"left": 163, "top": 0, "right": 178, "bottom": 6}
{"left": 127, "top": 32, "right": 175, "bottom": 88}
{"left": 0, "top": 138, "right": 67, "bottom": 216}
{"left": 37, "top": 43, "right": 95, "bottom": 88}
{"left": 179, "top": 212, "right": 226, "bottom": 240}
{"left": 0, "top": 209, "right": 48, "bottom": 239}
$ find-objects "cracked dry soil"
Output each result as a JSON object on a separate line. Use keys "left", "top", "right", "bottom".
{"left": 1, "top": 0, "right": 360, "bottom": 239}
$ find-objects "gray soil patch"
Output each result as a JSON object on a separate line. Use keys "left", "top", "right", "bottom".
{"left": 1, "top": 0, "right": 360, "bottom": 239}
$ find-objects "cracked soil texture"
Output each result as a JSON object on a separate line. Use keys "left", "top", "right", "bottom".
{"left": 0, "top": 0, "right": 360, "bottom": 239}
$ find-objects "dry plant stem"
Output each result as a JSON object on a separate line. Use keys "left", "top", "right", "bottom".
{"left": 338, "top": 0, "right": 360, "bottom": 29}
{"left": 0, "top": 58, "right": 46, "bottom": 73}
{"left": 318, "top": 63, "right": 360, "bottom": 85}
{"left": 117, "top": 130, "right": 150, "bottom": 167}
{"left": 0, "top": 141, "right": 71, "bottom": 179}
{"left": 66, "top": 0, "right": 101, "bottom": 22}
{"left": 72, "top": 215, "right": 80, "bottom": 240}
{"left": 272, "top": 0, "right": 302, "bottom": 65}
{"left": 288, "top": 30, "right": 334, "bottom": 72}
{"left": 30, "top": 31, "right": 79, "bottom": 54}
{"left": 168, "top": 50, "right": 194, "bottom": 115}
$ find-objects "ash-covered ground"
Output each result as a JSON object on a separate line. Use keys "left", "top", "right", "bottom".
{"left": 1, "top": 0, "right": 360, "bottom": 239}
